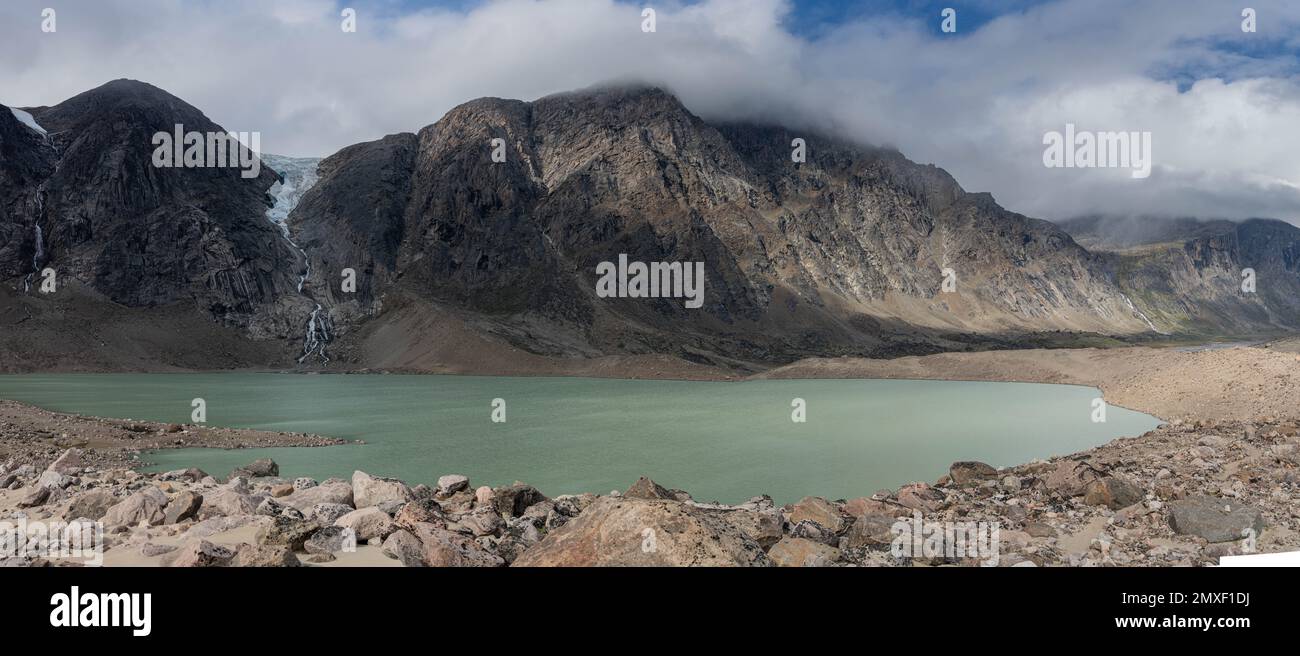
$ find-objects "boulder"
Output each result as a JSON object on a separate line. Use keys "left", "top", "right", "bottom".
{"left": 1168, "top": 498, "right": 1266, "bottom": 543}
{"left": 304, "top": 526, "right": 355, "bottom": 555}
{"left": 229, "top": 458, "right": 279, "bottom": 480}
{"left": 163, "top": 491, "right": 203, "bottom": 524}
{"left": 707, "top": 507, "right": 784, "bottom": 549}
{"left": 767, "top": 537, "right": 842, "bottom": 567}
{"left": 45, "top": 448, "right": 84, "bottom": 476}
{"left": 233, "top": 543, "right": 301, "bottom": 567}
{"left": 394, "top": 498, "right": 446, "bottom": 530}
{"left": 36, "top": 470, "right": 72, "bottom": 489}
{"left": 788, "top": 496, "right": 847, "bottom": 533}
{"left": 1083, "top": 477, "right": 1143, "bottom": 510}
{"left": 949, "top": 461, "right": 998, "bottom": 485}
{"left": 436, "top": 474, "right": 470, "bottom": 496}
{"left": 895, "top": 483, "right": 946, "bottom": 513}
{"left": 18, "top": 486, "right": 52, "bottom": 508}
{"left": 140, "top": 543, "right": 177, "bottom": 558}
{"left": 623, "top": 476, "right": 675, "bottom": 500}
{"left": 408, "top": 522, "right": 504, "bottom": 567}
{"left": 166, "top": 540, "right": 234, "bottom": 567}
{"left": 334, "top": 507, "right": 397, "bottom": 542}
{"left": 512, "top": 497, "right": 770, "bottom": 567}
{"left": 310, "top": 502, "right": 355, "bottom": 525}
{"left": 451, "top": 506, "right": 504, "bottom": 537}
{"left": 843, "top": 496, "right": 910, "bottom": 518}
{"left": 64, "top": 490, "right": 118, "bottom": 521}
{"left": 282, "top": 481, "right": 354, "bottom": 511}
{"left": 352, "top": 471, "right": 413, "bottom": 509}
{"left": 293, "top": 477, "right": 317, "bottom": 490}
{"left": 1045, "top": 459, "right": 1105, "bottom": 497}
{"left": 840, "top": 513, "right": 897, "bottom": 550}
{"left": 102, "top": 488, "right": 168, "bottom": 527}
{"left": 256, "top": 516, "right": 321, "bottom": 551}
{"left": 492, "top": 483, "right": 547, "bottom": 518}
{"left": 381, "top": 529, "right": 425, "bottom": 567}
{"left": 474, "top": 486, "right": 493, "bottom": 506}
{"left": 200, "top": 488, "right": 257, "bottom": 518}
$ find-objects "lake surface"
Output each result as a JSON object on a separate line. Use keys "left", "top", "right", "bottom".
{"left": 0, "top": 373, "right": 1161, "bottom": 505}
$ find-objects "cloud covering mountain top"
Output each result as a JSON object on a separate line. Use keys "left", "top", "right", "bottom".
{"left": 2, "top": 0, "right": 1297, "bottom": 223}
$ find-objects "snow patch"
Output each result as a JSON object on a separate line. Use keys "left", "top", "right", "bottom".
{"left": 9, "top": 107, "right": 48, "bottom": 137}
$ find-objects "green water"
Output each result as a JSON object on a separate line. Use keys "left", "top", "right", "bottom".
{"left": 0, "top": 373, "right": 1160, "bottom": 505}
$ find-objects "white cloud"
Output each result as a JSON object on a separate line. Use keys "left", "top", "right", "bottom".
{"left": 1, "top": 0, "right": 1297, "bottom": 223}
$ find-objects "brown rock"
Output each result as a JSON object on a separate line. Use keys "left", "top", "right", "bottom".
{"left": 623, "top": 476, "right": 675, "bottom": 500}
{"left": 949, "top": 461, "right": 998, "bottom": 485}
{"left": 512, "top": 497, "right": 770, "bottom": 567}
{"left": 409, "top": 522, "right": 504, "bottom": 567}
{"left": 767, "top": 537, "right": 842, "bottom": 567}
{"left": 1083, "top": 477, "right": 1143, "bottom": 510}
{"left": 1045, "top": 459, "right": 1105, "bottom": 497}
{"left": 788, "top": 496, "right": 847, "bottom": 533}
{"left": 840, "top": 513, "right": 897, "bottom": 550}
{"left": 895, "top": 483, "right": 946, "bottom": 513}
{"left": 166, "top": 540, "right": 234, "bottom": 567}
{"left": 164, "top": 491, "right": 203, "bottom": 524}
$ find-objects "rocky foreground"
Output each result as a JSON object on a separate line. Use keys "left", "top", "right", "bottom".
{"left": 2, "top": 412, "right": 1298, "bottom": 567}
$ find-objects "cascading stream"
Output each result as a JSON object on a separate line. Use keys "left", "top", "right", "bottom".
{"left": 261, "top": 155, "right": 329, "bottom": 364}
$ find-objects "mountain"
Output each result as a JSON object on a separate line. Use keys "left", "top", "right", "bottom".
{"left": 1, "top": 80, "right": 1298, "bottom": 373}
{"left": 1062, "top": 216, "right": 1300, "bottom": 336}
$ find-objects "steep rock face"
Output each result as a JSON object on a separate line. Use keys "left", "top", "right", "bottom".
{"left": 1093, "top": 219, "right": 1300, "bottom": 335}
{"left": 0, "top": 104, "right": 57, "bottom": 280}
{"left": 294, "top": 85, "right": 1159, "bottom": 365}
{"left": 9, "top": 80, "right": 301, "bottom": 329}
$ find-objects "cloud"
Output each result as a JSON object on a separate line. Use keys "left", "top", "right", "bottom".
{"left": 1, "top": 0, "right": 1297, "bottom": 223}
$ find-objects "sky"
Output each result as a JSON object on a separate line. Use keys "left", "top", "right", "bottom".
{"left": 2, "top": 0, "right": 1299, "bottom": 224}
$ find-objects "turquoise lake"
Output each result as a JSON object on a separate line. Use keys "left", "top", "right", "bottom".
{"left": 0, "top": 373, "right": 1161, "bottom": 505}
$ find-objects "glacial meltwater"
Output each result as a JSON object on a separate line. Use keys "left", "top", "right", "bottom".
{"left": 0, "top": 373, "right": 1161, "bottom": 504}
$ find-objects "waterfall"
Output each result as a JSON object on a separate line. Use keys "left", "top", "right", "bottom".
{"left": 261, "top": 154, "right": 330, "bottom": 364}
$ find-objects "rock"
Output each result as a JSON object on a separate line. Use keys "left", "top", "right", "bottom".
{"left": 334, "top": 507, "right": 396, "bottom": 542}
{"left": 256, "top": 516, "right": 321, "bottom": 551}
{"left": 293, "top": 477, "right": 317, "bottom": 490}
{"left": 491, "top": 483, "right": 547, "bottom": 518}
{"left": 159, "top": 467, "right": 207, "bottom": 483}
{"left": 708, "top": 507, "right": 784, "bottom": 549}
{"left": 394, "top": 498, "right": 446, "bottom": 530}
{"left": 381, "top": 529, "right": 425, "bottom": 567}
{"left": 788, "top": 496, "right": 847, "bottom": 533}
{"left": 269, "top": 483, "right": 294, "bottom": 498}
{"left": 140, "top": 543, "right": 176, "bottom": 558}
{"left": 163, "top": 491, "right": 203, "bottom": 524}
{"left": 102, "top": 488, "right": 168, "bottom": 527}
{"left": 45, "top": 448, "right": 83, "bottom": 476}
{"left": 311, "top": 503, "right": 355, "bottom": 525}
{"left": 474, "top": 486, "right": 493, "bottom": 506}
{"left": 1000, "top": 475, "right": 1021, "bottom": 491}
{"left": 1168, "top": 497, "right": 1266, "bottom": 543}
{"left": 255, "top": 497, "right": 304, "bottom": 520}
{"left": 949, "top": 461, "right": 998, "bottom": 485}
{"left": 37, "top": 470, "right": 72, "bottom": 489}
{"left": 623, "top": 476, "right": 675, "bottom": 500}
{"left": 512, "top": 497, "right": 770, "bottom": 567}
{"left": 1045, "top": 459, "right": 1105, "bottom": 497}
{"left": 452, "top": 506, "right": 504, "bottom": 537}
{"left": 229, "top": 458, "right": 279, "bottom": 480}
{"left": 166, "top": 540, "right": 234, "bottom": 567}
{"left": 64, "top": 490, "right": 118, "bottom": 521}
{"left": 233, "top": 543, "right": 301, "bottom": 567}
{"left": 767, "top": 537, "right": 842, "bottom": 567}
{"left": 201, "top": 487, "right": 257, "bottom": 518}
{"left": 408, "top": 522, "right": 504, "bottom": 567}
{"left": 304, "top": 526, "right": 355, "bottom": 555}
{"left": 1083, "top": 477, "right": 1143, "bottom": 510}
{"left": 352, "top": 470, "right": 413, "bottom": 509}
{"left": 842, "top": 496, "right": 910, "bottom": 518}
{"left": 282, "top": 481, "right": 354, "bottom": 511}
{"left": 895, "top": 483, "right": 946, "bottom": 513}
{"left": 840, "top": 513, "right": 897, "bottom": 550}
{"left": 436, "top": 474, "right": 470, "bottom": 496}
{"left": 551, "top": 493, "right": 597, "bottom": 519}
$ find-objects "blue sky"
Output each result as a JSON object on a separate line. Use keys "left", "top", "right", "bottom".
{"left": 3, "top": 0, "right": 1299, "bottom": 222}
